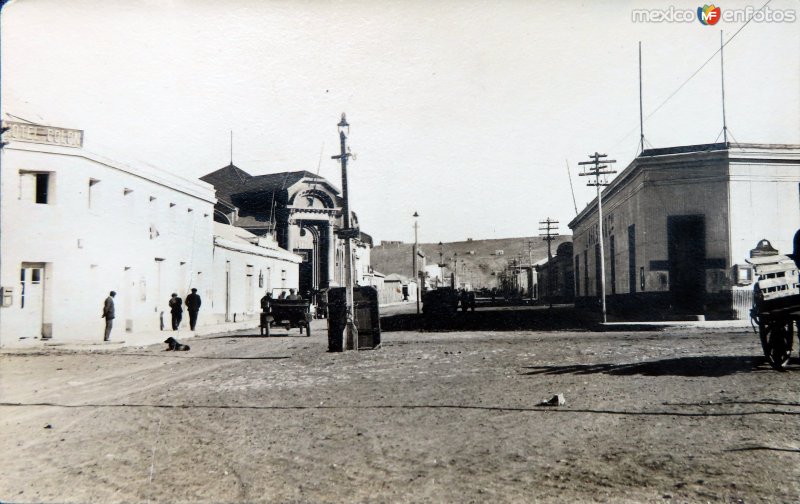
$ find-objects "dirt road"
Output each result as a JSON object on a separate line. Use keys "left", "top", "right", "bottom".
{"left": 1, "top": 316, "right": 799, "bottom": 503}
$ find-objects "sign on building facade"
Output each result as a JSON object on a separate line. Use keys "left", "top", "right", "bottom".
{"left": 2, "top": 121, "right": 83, "bottom": 148}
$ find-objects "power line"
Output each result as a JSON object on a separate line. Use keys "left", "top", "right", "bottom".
{"left": 611, "top": 0, "right": 774, "bottom": 151}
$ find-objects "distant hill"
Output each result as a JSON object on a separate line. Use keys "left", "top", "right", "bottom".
{"left": 372, "top": 235, "right": 572, "bottom": 288}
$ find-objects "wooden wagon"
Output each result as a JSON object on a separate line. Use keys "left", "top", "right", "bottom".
{"left": 260, "top": 296, "right": 312, "bottom": 337}
{"left": 747, "top": 254, "right": 800, "bottom": 370}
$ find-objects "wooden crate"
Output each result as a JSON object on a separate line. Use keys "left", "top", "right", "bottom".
{"left": 747, "top": 255, "right": 800, "bottom": 302}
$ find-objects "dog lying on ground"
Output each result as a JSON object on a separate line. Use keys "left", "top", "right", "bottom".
{"left": 164, "top": 336, "right": 190, "bottom": 351}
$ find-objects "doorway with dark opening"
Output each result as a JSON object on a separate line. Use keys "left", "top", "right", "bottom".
{"left": 667, "top": 215, "right": 706, "bottom": 313}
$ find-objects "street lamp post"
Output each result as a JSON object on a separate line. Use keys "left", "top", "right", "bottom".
{"left": 437, "top": 241, "right": 444, "bottom": 288}
{"left": 332, "top": 113, "right": 358, "bottom": 350}
{"left": 413, "top": 212, "right": 420, "bottom": 314}
{"left": 453, "top": 252, "right": 459, "bottom": 288}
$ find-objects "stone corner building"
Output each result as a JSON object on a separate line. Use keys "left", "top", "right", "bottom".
{"left": 200, "top": 164, "right": 373, "bottom": 296}
{"left": 568, "top": 142, "right": 800, "bottom": 320}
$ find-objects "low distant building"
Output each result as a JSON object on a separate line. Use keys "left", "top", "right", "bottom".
{"left": 382, "top": 273, "right": 418, "bottom": 305}
{"left": 535, "top": 242, "right": 575, "bottom": 304}
{"left": 569, "top": 143, "right": 800, "bottom": 320}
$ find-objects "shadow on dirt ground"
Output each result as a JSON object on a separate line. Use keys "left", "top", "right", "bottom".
{"left": 206, "top": 333, "right": 310, "bottom": 339}
{"left": 380, "top": 305, "right": 664, "bottom": 332}
{"left": 521, "top": 355, "right": 793, "bottom": 378}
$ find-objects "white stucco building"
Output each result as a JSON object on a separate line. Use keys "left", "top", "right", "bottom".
{"left": 0, "top": 123, "right": 301, "bottom": 347}
{"left": 210, "top": 222, "right": 301, "bottom": 326}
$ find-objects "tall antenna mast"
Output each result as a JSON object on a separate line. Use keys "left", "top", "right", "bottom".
{"left": 720, "top": 30, "right": 728, "bottom": 145}
{"left": 230, "top": 130, "right": 234, "bottom": 165}
{"left": 639, "top": 41, "right": 645, "bottom": 154}
{"left": 565, "top": 159, "right": 579, "bottom": 215}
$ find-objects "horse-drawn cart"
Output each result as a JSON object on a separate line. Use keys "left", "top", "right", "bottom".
{"left": 260, "top": 291, "right": 312, "bottom": 337}
{"left": 747, "top": 254, "right": 800, "bottom": 370}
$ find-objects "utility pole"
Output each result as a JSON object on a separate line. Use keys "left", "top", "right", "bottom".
{"left": 332, "top": 113, "right": 358, "bottom": 350}
{"left": 578, "top": 153, "right": 617, "bottom": 323}
{"left": 527, "top": 239, "right": 535, "bottom": 302}
{"left": 539, "top": 218, "right": 559, "bottom": 305}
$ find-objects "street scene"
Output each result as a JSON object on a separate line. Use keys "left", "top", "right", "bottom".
{"left": 1, "top": 0, "right": 800, "bottom": 503}
{"left": 2, "top": 306, "right": 800, "bottom": 503}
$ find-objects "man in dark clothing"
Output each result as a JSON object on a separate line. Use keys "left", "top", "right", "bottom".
{"left": 169, "top": 293, "right": 183, "bottom": 330}
{"left": 185, "top": 288, "right": 202, "bottom": 331}
{"left": 102, "top": 291, "right": 116, "bottom": 341}
{"left": 260, "top": 291, "right": 272, "bottom": 312}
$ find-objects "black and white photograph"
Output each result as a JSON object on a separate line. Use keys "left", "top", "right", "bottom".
{"left": 1, "top": 0, "right": 799, "bottom": 502}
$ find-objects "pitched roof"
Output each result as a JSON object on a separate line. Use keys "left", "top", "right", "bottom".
{"left": 200, "top": 163, "right": 253, "bottom": 194}
{"left": 200, "top": 166, "right": 329, "bottom": 210}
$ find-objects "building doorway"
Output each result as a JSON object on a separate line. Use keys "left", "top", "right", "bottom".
{"left": 19, "top": 263, "right": 46, "bottom": 339}
{"left": 296, "top": 221, "right": 332, "bottom": 297}
{"left": 668, "top": 215, "right": 706, "bottom": 313}
{"left": 298, "top": 249, "right": 314, "bottom": 298}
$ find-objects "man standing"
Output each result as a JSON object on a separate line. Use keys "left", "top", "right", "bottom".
{"left": 102, "top": 291, "right": 116, "bottom": 341}
{"left": 260, "top": 291, "right": 272, "bottom": 312}
{"left": 185, "top": 288, "right": 202, "bottom": 331}
{"left": 169, "top": 293, "right": 183, "bottom": 330}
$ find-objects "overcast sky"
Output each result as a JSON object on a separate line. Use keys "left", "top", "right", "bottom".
{"left": 3, "top": 0, "right": 798, "bottom": 243}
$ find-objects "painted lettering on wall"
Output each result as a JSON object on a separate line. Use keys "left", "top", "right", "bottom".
{"left": 585, "top": 213, "right": 615, "bottom": 247}
{"left": 2, "top": 121, "right": 83, "bottom": 148}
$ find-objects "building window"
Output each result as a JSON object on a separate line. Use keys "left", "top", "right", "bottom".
{"left": 35, "top": 174, "right": 49, "bottom": 204}
{"left": 246, "top": 265, "right": 254, "bottom": 312}
{"left": 19, "top": 268, "right": 25, "bottom": 308}
{"left": 594, "top": 244, "right": 601, "bottom": 297}
{"left": 628, "top": 225, "right": 636, "bottom": 294}
{"left": 583, "top": 252, "right": 588, "bottom": 297}
{"left": 609, "top": 235, "right": 616, "bottom": 295}
{"left": 575, "top": 254, "right": 580, "bottom": 297}
{"left": 89, "top": 178, "right": 100, "bottom": 207}
{"left": 20, "top": 172, "right": 51, "bottom": 204}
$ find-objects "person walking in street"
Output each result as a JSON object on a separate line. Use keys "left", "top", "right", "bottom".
{"left": 185, "top": 288, "right": 202, "bottom": 331}
{"left": 169, "top": 293, "right": 183, "bottom": 330}
{"left": 102, "top": 291, "right": 116, "bottom": 341}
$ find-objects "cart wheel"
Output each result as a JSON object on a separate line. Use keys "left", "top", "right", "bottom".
{"left": 759, "top": 320, "right": 793, "bottom": 371}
